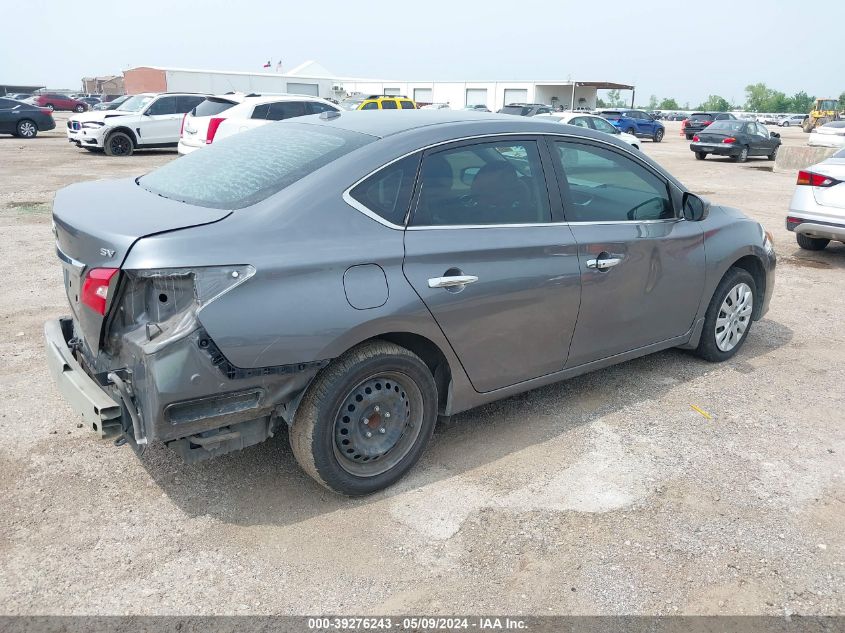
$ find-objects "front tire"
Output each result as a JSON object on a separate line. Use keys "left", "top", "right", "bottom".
{"left": 290, "top": 341, "right": 438, "bottom": 496}
{"left": 74, "top": 104, "right": 85, "bottom": 113}
{"left": 45, "top": 104, "right": 54, "bottom": 111}
{"left": 695, "top": 151, "right": 707, "bottom": 160}
{"left": 796, "top": 233, "right": 829, "bottom": 251}
{"left": 653, "top": 128, "right": 664, "bottom": 142}
{"left": 782, "top": 121, "right": 789, "bottom": 127}
{"left": 768, "top": 145, "right": 779, "bottom": 161}
{"left": 104, "top": 131, "right": 134, "bottom": 157}
{"left": 15, "top": 119, "right": 37, "bottom": 138}
{"left": 696, "top": 268, "right": 756, "bottom": 362}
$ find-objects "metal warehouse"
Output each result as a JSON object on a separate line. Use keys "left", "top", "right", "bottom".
{"left": 122, "top": 61, "right": 634, "bottom": 111}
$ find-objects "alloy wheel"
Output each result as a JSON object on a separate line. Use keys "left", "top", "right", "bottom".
{"left": 715, "top": 282, "right": 753, "bottom": 352}
{"left": 18, "top": 121, "right": 36, "bottom": 138}
{"left": 109, "top": 135, "right": 131, "bottom": 156}
{"left": 332, "top": 371, "right": 423, "bottom": 477}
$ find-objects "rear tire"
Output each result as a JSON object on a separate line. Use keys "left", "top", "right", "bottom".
{"left": 289, "top": 341, "right": 438, "bottom": 496}
{"left": 695, "top": 268, "right": 756, "bottom": 362}
{"left": 104, "top": 131, "right": 134, "bottom": 157}
{"left": 732, "top": 146, "right": 749, "bottom": 163}
{"left": 653, "top": 128, "right": 664, "bottom": 142}
{"left": 627, "top": 127, "right": 637, "bottom": 136}
{"left": 45, "top": 104, "right": 54, "bottom": 111}
{"left": 695, "top": 152, "right": 707, "bottom": 160}
{"left": 782, "top": 121, "right": 789, "bottom": 127}
{"left": 796, "top": 233, "right": 829, "bottom": 251}
{"left": 15, "top": 119, "right": 37, "bottom": 138}
{"left": 74, "top": 104, "right": 85, "bottom": 113}
{"left": 685, "top": 134, "right": 694, "bottom": 140}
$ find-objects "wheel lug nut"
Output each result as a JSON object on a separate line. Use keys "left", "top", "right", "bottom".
{"left": 384, "top": 412, "right": 391, "bottom": 418}
{"left": 374, "top": 405, "right": 380, "bottom": 413}
{"left": 379, "top": 428, "right": 386, "bottom": 434}
{"left": 365, "top": 431, "right": 372, "bottom": 438}
{"left": 362, "top": 417, "right": 369, "bottom": 424}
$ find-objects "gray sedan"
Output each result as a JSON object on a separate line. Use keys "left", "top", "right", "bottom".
{"left": 45, "top": 111, "right": 776, "bottom": 495}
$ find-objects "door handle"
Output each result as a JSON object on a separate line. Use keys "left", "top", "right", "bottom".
{"left": 586, "top": 257, "right": 622, "bottom": 270}
{"left": 428, "top": 275, "right": 479, "bottom": 289}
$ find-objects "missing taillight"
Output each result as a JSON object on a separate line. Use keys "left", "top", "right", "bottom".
{"left": 81, "top": 268, "right": 119, "bottom": 315}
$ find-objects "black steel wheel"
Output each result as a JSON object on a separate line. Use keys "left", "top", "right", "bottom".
{"left": 104, "top": 131, "right": 133, "bottom": 157}
{"left": 290, "top": 340, "right": 438, "bottom": 495}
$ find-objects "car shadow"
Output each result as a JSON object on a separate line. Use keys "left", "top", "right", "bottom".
{"left": 138, "top": 318, "right": 793, "bottom": 526}
{"left": 781, "top": 240, "right": 845, "bottom": 269}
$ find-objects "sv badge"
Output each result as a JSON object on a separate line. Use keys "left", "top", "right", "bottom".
{"left": 99, "top": 247, "right": 116, "bottom": 258}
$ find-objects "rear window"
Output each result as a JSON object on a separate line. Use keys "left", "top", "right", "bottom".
{"left": 690, "top": 113, "right": 713, "bottom": 121}
{"left": 192, "top": 97, "right": 237, "bottom": 117}
{"left": 707, "top": 120, "right": 745, "bottom": 132}
{"left": 139, "top": 123, "right": 373, "bottom": 209}
{"left": 501, "top": 106, "right": 530, "bottom": 115}
{"left": 600, "top": 112, "right": 622, "bottom": 120}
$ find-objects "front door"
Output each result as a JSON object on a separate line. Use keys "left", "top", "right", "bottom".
{"left": 140, "top": 95, "right": 183, "bottom": 145}
{"left": 748, "top": 122, "right": 777, "bottom": 156}
{"left": 549, "top": 138, "right": 706, "bottom": 367}
{"left": 402, "top": 137, "right": 582, "bottom": 393}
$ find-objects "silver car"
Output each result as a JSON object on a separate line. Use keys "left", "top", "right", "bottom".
{"left": 45, "top": 111, "right": 776, "bottom": 495}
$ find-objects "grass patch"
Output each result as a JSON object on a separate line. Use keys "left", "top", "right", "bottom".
{"left": 2, "top": 202, "right": 51, "bottom": 215}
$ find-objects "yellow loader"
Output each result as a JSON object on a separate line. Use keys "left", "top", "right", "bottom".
{"left": 802, "top": 98, "right": 842, "bottom": 132}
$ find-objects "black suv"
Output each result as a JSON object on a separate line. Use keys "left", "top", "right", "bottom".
{"left": 683, "top": 112, "right": 736, "bottom": 140}
{"left": 498, "top": 103, "right": 552, "bottom": 116}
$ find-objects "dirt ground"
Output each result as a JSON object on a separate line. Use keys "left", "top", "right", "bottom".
{"left": 0, "top": 114, "right": 842, "bottom": 616}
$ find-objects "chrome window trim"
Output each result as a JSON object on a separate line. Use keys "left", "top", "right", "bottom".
{"left": 342, "top": 131, "right": 663, "bottom": 230}
{"left": 56, "top": 245, "right": 84, "bottom": 271}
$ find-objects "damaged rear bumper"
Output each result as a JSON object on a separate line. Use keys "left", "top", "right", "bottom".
{"left": 44, "top": 316, "right": 325, "bottom": 461}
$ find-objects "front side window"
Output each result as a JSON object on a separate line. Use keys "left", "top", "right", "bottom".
{"left": 349, "top": 154, "right": 420, "bottom": 225}
{"left": 360, "top": 102, "right": 378, "bottom": 110}
{"left": 146, "top": 96, "right": 179, "bottom": 116}
{"left": 381, "top": 100, "right": 398, "bottom": 110}
{"left": 412, "top": 140, "right": 551, "bottom": 226}
{"left": 308, "top": 101, "right": 337, "bottom": 115}
{"left": 554, "top": 141, "right": 673, "bottom": 222}
{"left": 569, "top": 117, "right": 591, "bottom": 128}
{"left": 139, "top": 123, "right": 373, "bottom": 210}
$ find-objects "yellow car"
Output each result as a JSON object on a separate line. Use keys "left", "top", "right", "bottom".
{"left": 340, "top": 95, "right": 417, "bottom": 111}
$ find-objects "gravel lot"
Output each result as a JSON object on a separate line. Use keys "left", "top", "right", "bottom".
{"left": 0, "top": 114, "right": 842, "bottom": 616}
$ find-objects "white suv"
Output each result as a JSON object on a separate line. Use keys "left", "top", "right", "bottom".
{"left": 67, "top": 92, "right": 208, "bottom": 157}
{"left": 189, "top": 95, "right": 339, "bottom": 150}
{"left": 177, "top": 93, "right": 257, "bottom": 155}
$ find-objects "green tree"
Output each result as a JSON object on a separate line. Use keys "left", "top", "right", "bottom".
{"left": 658, "top": 97, "right": 679, "bottom": 110}
{"left": 839, "top": 91, "right": 845, "bottom": 107}
{"left": 699, "top": 95, "right": 731, "bottom": 112}
{"left": 647, "top": 94, "right": 658, "bottom": 110}
{"left": 745, "top": 82, "right": 771, "bottom": 112}
{"left": 596, "top": 97, "right": 607, "bottom": 108}
{"left": 789, "top": 91, "right": 815, "bottom": 113}
{"left": 604, "top": 89, "right": 626, "bottom": 107}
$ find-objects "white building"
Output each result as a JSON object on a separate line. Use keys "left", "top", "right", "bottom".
{"left": 123, "top": 61, "right": 634, "bottom": 112}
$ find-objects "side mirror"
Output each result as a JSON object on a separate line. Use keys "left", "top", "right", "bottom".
{"left": 682, "top": 192, "right": 710, "bottom": 222}
{"left": 771, "top": 132, "right": 780, "bottom": 138}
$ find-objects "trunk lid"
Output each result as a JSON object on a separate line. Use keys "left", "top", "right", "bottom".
{"left": 696, "top": 131, "right": 733, "bottom": 143}
{"left": 182, "top": 97, "right": 240, "bottom": 144}
{"left": 53, "top": 177, "right": 231, "bottom": 351}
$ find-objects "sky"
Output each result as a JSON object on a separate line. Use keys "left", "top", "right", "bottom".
{"left": 2, "top": 0, "right": 843, "bottom": 107}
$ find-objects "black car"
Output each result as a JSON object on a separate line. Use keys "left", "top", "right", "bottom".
{"left": 93, "top": 95, "right": 131, "bottom": 111}
{"left": 682, "top": 112, "right": 736, "bottom": 139}
{"left": 0, "top": 97, "right": 55, "bottom": 138}
{"left": 498, "top": 103, "right": 553, "bottom": 116}
{"left": 689, "top": 119, "right": 781, "bottom": 162}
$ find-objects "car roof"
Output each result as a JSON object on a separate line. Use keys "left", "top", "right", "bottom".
{"left": 238, "top": 94, "right": 335, "bottom": 106}
{"left": 294, "top": 109, "right": 617, "bottom": 140}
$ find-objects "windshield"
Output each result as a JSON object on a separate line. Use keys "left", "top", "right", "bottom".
{"left": 139, "top": 122, "right": 374, "bottom": 209}
{"left": 501, "top": 106, "right": 530, "bottom": 115}
{"left": 340, "top": 100, "right": 363, "bottom": 111}
{"left": 116, "top": 95, "right": 154, "bottom": 112}
{"left": 706, "top": 120, "right": 745, "bottom": 132}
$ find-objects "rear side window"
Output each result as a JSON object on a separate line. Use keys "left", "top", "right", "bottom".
{"left": 381, "top": 100, "right": 398, "bottom": 110}
{"left": 349, "top": 154, "right": 420, "bottom": 225}
{"left": 139, "top": 123, "right": 373, "bottom": 210}
{"left": 192, "top": 97, "right": 237, "bottom": 117}
{"left": 266, "top": 101, "right": 309, "bottom": 121}
{"left": 146, "top": 96, "right": 179, "bottom": 115}
{"left": 399, "top": 101, "right": 416, "bottom": 109}
{"left": 251, "top": 103, "right": 270, "bottom": 119}
{"left": 308, "top": 102, "right": 337, "bottom": 115}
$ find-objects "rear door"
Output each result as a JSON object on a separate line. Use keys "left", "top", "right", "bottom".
{"left": 549, "top": 138, "right": 705, "bottom": 367}
{"left": 402, "top": 136, "right": 582, "bottom": 392}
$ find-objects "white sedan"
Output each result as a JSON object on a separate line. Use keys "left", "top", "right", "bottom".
{"left": 808, "top": 121, "right": 845, "bottom": 149}
{"left": 534, "top": 112, "right": 641, "bottom": 149}
{"left": 787, "top": 146, "right": 845, "bottom": 251}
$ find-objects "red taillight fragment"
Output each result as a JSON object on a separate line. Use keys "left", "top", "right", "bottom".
{"left": 722, "top": 137, "right": 736, "bottom": 144}
{"left": 692, "top": 135, "right": 700, "bottom": 142}
{"left": 180, "top": 113, "right": 188, "bottom": 137}
{"left": 797, "top": 171, "right": 840, "bottom": 187}
{"left": 81, "top": 268, "right": 119, "bottom": 315}
{"left": 206, "top": 117, "right": 225, "bottom": 144}
{"left": 786, "top": 217, "right": 803, "bottom": 225}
